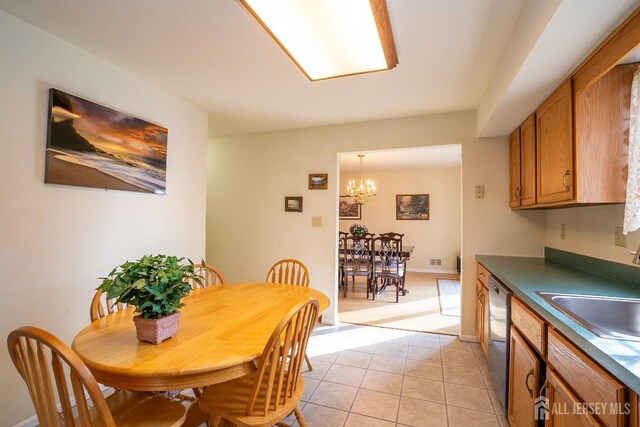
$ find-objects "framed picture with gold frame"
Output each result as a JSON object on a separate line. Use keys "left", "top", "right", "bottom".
{"left": 308, "top": 173, "right": 328, "bottom": 190}
{"left": 339, "top": 196, "right": 361, "bottom": 220}
{"left": 285, "top": 196, "right": 303, "bottom": 212}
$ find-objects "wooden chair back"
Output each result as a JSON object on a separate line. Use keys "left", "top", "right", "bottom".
{"left": 7, "top": 326, "right": 116, "bottom": 427}
{"left": 187, "top": 263, "right": 225, "bottom": 292}
{"left": 343, "top": 235, "right": 373, "bottom": 273}
{"left": 380, "top": 232, "right": 404, "bottom": 252}
{"left": 90, "top": 289, "right": 129, "bottom": 322}
{"left": 372, "top": 236, "right": 403, "bottom": 276}
{"left": 246, "top": 298, "right": 319, "bottom": 416}
{"left": 265, "top": 259, "right": 309, "bottom": 287}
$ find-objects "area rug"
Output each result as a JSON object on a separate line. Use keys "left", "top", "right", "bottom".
{"left": 436, "top": 278, "right": 461, "bottom": 316}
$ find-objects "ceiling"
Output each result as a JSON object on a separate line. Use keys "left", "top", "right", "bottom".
{"left": 339, "top": 146, "right": 461, "bottom": 173}
{"left": 0, "top": 0, "right": 637, "bottom": 138}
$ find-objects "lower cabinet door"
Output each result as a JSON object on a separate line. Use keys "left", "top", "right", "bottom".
{"left": 508, "top": 326, "right": 541, "bottom": 427}
{"left": 545, "top": 368, "right": 600, "bottom": 427}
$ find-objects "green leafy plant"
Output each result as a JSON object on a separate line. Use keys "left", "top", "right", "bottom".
{"left": 98, "top": 254, "right": 200, "bottom": 319}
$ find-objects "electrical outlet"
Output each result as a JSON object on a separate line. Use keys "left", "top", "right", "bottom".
{"left": 615, "top": 226, "right": 627, "bottom": 247}
{"left": 475, "top": 186, "right": 484, "bottom": 198}
{"left": 560, "top": 224, "right": 566, "bottom": 240}
{"left": 311, "top": 216, "right": 322, "bottom": 227}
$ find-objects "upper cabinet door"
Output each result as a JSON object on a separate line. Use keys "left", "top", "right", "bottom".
{"left": 509, "top": 128, "right": 521, "bottom": 208}
{"left": 520, "top": 114, "right": 536, "bottom": 206}
{"left": 536, "top": 80, "right": 574, "bottom": 204}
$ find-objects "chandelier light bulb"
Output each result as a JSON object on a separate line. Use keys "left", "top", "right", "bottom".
{"left": 346, "top": 155, "right": 376, "bottom": 205}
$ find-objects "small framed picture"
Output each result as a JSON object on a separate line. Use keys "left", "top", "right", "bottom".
{"left": 308, "top": 173, "right": 328, "bottom": 190}
{"left": 396, "top": 194, "right": 429, "bottom": 220}
{"left": 339, "top": 196, "right": 361, "bottom": 220}
{"left": 285, "top": 196, "right": 303, "bottom": 212}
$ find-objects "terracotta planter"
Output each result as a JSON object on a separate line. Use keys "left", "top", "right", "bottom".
{"left": 133, "top": 311, "right": 181, "bottom": 344}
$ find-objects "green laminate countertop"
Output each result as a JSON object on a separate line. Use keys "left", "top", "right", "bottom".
{"left": 475, "top": 254, "right": 640, "bottom": 394}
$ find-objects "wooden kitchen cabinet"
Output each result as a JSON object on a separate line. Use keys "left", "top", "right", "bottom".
{"left": 536, "top": 80, "right": 574, "bottom": 205}
{"left": 545, "top": 368, "right": 601, "bottom": 427}
{"left": 508, "top": 326, "right": 541, "bottom": 427}
{"left": 510, "top": 114, "right": 536, "bottom": 208}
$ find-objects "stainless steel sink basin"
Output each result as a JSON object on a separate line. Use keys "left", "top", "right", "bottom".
{"left": 536, "top": 292, "right": 640, "bottom": 341}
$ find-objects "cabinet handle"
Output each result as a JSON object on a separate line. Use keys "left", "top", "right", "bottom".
{"left": 518, "top": 186, "right": 524, "bottom": 200}
{"left": 525, "top": 368, "right": 535, "bottom": 398}
{"left": 562, "top": 170, "right": 571, "bottom": 192}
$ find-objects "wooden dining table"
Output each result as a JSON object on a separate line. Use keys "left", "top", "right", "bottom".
{"left": 72, "top": 282, "right": 329, "bottom": 392}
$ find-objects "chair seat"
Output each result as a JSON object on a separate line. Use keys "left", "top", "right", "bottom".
{"left": 199, "top": 372, "right": 305, "bottom": 427}
{"left": 90, "top": 391, "right": 186, "bottom": 427}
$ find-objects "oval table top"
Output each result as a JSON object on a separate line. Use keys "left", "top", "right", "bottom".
{"left": 72, "top": 282, "right": 329, "bottom": 391}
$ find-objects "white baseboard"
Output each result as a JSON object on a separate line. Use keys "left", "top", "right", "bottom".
{"left": 407, "top": 268, "right": 458, "bottom": 274}
{"left": 459, "top": 334, "right": 480, "bottom": 343}
{"left": 13, "top": 415, "right": 37, "bottom": 427}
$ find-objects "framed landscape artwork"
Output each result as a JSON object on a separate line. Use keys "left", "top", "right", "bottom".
{"left": 45, "top": 88, "right": 168, "bottom": 194}
{"left": 308, "top": 173, "right": 328, "bottom": 190}
{"left": 285, "top": 196, "right": 303, "bottom": 212}
{"left": 396, "top": 194, "right": 429, "bottom": 220}
{"left": 339, "top": 196, "right": 361, "bottom": 220}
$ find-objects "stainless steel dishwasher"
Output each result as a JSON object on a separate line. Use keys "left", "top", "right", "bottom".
{"left": 487, "top": 275, "right": 512, "bottom": 414}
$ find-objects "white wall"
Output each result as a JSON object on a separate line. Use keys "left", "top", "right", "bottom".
{"left": 206, "top": 111, "right": 547, "bottom": 338}
{"left": 339, "top": 167, "right": 461, "bottom": 273}
{"left": 546, "top": 205, "right": 640, "bottom": 265}
{"left": 0, "top": 12, "right": 208, "bottom": 426}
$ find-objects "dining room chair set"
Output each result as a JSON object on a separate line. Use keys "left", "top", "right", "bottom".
{"left": 339, "top": 232, "right": 407, "bottom": 303}
{"left": 9, "top": 258, "right": 317, "bottom": 427}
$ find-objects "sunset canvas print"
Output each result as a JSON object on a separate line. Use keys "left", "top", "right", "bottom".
{"left": 45, "top": 89, "right": 167, "bottom": 194}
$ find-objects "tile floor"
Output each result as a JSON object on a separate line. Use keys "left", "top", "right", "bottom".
{"left": 288, "top": 323, "right": 509, "bottom": 427}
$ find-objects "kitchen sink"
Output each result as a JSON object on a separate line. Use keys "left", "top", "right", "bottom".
{"left": 536, "top": 292, "right": 640, "bottom": 341}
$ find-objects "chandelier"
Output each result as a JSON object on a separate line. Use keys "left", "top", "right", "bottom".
{"left": 347, "top": 154, "right": 376, "bottom": 205}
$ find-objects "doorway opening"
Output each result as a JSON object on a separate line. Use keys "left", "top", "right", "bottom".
{"left": 336, "top": 145, "right": 462, "bottom": 335}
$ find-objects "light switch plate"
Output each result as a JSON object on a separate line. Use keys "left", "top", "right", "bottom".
{"left": 311, "top": 216, "right": 322, "bottom": 227}
{"left": 615, "top": 226, "right": 627, "bottom": 247}
{"left": 475, "top": 186, "right": 484, "bottom": 198}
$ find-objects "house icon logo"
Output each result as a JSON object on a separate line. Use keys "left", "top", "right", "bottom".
{"left": 535, "top": 396, "right": 550, "bottom": 420}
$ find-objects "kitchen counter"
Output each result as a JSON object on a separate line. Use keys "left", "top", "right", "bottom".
{"left": 476, "top": 249, "right": 640, "bottom": 394}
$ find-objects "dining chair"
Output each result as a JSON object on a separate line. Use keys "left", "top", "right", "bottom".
{"left": 198, "top": 298, "right": 319, "bottom": 427}
{"left": 371, "top": 236, "right": 405, "bottom": 302}
{"left": 90, "top": 289, "right": 129, "bottom": 322}
{"left": 264, "top": 258, "right": 314, "bottom": 371}
{"left": 379, "top": 232, "right": 408, "bottom": 294}
{"left": 7, "top": 326, "right": 186, "bottom": 427}
{"left": 338, "top": 232, "right": 348, "bottom": 292}
{"left": 187, "top": 262, "right": 225, "bottom": 292}
{"left": 265, "top": 259, "right": 309, "bottom": 287}
{"left": 342, "top": 235, "right": 374, "bottom": 299}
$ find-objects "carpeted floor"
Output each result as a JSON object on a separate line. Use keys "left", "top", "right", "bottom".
{"left": 338, "top": 272, "right": 461, "bottom": 336}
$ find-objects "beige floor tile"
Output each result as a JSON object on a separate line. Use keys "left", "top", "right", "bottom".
{"left": 368, "top": 354, "right": 406, "bottom": 374}
{"left": 442, "top": 364, "right": 485, "bottom": 388}
{"left": 307, "top": 345, "right": 341, "bottom": 363}
{"left": 374, "top": 343, "right": 409, "bottom": 358}
{"left": 498, "top": 414, "right": 509, "bottom": 427}
{"left": 404, "top": 359, "right": 443, "bottom": 381}
{"left": 487, "top": 387, "right": 505, "bottom": 416}
{"left": 385, "top": 335, "right": 411, "bottom": 346}
{"left": 397, "top": 396, "right": 447, "bottom": 427}
{"left": 445, "top": 383, "right": 494, "bottom": 413}
{"left": 323, "top": 363, "right": 366, "bottom": 387}
{"left": 447, "top": 406, "right": 501, "bottom": 427}
{"left": 297, "top": 403, "right": 348, "bottom": 427}
{"left": 440, "top": 348, "right": 478, "bottom": 368}
{"left": 439, "top": 338, "right": 473, "bottom": 354}
{"left": 348, "top": 343, "right": 378, "bottom": 353}
{"left": 334, "top": 350, "right": 373, "bottom": 368}
{"left": 407, "top": 346, "right": 441, "bottom": 364}
{"left": 344, "top": 413, "right": 395, "bottom": 427}
{"left": 301, "top": 359, "right": 331, "bottom": 380}
{"left": 301, "top": 377, "right": 320, "bottom": 402}
{"left": 401, "top": 376, "right": 445, "bottom": 403}
{"left": 361, "top": 370, "right": 403, "bottom": 395}
{"left": 308, "top": 381, "right": 358, "bottom": 411}
{"left": 408, "top": 333, "right": 441, "bottom": 349}
{"left": 351, "top": 389, "right": 400, "bottom": 422}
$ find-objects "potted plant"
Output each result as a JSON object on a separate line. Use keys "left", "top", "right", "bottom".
{"left": 349, "top": 223, "right": 369, "bottom": 237}
{"left": 98, "top": 254, "right": 199, "bottom": 344}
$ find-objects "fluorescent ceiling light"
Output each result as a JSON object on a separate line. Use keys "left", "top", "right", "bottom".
{"left": 240, "top": 0, "right": 398, "bottom": 81}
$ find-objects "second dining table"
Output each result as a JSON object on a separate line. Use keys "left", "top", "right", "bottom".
{"left": 72, "top": 282, "right": 330, "bottom": 392}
